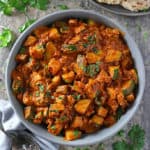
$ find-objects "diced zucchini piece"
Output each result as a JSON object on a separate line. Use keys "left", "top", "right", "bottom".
{"left": 45, "top": 42, "right": 57, "bottom": 60}
{"left": 86, "top": 79, "right": 100, "bottom": 99}
{"left": 29, "top": 44, "right": 45, "bottom": 59}
{"left": 97, "top": 106, "right": 108, "bottom": 118}
{"left": 126, "top": 93, "right": 135, "bottom": 102}
{"left": 105, "top": 50, "right": 122, "bottom": 62}
{"left": 74, "top": 99, "right": 91, "bottom": 114}
{"left": 33, "top": 111, "right": 43, "bottom": 124}
{"left": 107, "top": 99, "right": 118, "bottom": 112}
{"left": 52, "top": 75, "right": 61, "bottom": 86}
{"left": 122, "top": 80, "right": 135, "bottom": 96}
{"left": 49, "top": 27, "right": 60, "bottom": 39}
{"left": 48, "top": 124, "right": 63, "bottom": 135}
{"left": 65, "top": 129, "right": 82, "bottom": 141}
{"left": 56, "top": 85, "right": 68, "bottom": 94}
{"left": 86, "top": 52, "right": 100, "bottom": 64}
{"left": 107, "top": 88, "right": 117, "bottom": 100}
{"left": 71, "top": 116, "right": 83, "bottom": 128}
{"left": 24, "top": 106, "right": 34, "bottom": 120}
{"left": 24, "top": 35, "right": 37, "bottom": 46}
{"left": 33, "top": 26, "right": 49, "bottom": 38}
{"left": 74, "top": 24, "right": 86, "bottom": 34}
{"left": 91, "top": 115, "right": 104, "bottom": 126}
{"left": 117, "top": 92, "right": 127, "bottom": 108}
{"left": 22, "top": 91, "right": 33, "bottom": 105}
{"left": 15, "top": 54, "right": 28, "bottom": 63}
{"left": 12, "top": 79, "right": 24, "bottom": 94}
{"left": 48, "top": 58, "right": 61, "bottom": 75}
{"left": 62, "top": 71, "right": 75, "bottom": 83}
{"left": 68, "top": 35, "right": 80, "bottom": 44}
{"left": 72, "top": 81, "right": 85, "bottom": 93}
{"left": 129, "top": 69, "right": 138, "bottom": 84}
{"left": 49, "top": 103, "right": 65, "bottom": 112}
{"left": 108, "top": 66, "right": 119, "bottom": 80}
{"left": 56, "top": 95, "right": 65, "bottom": 103}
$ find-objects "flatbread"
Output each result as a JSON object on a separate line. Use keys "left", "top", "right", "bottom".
{"left": 96, "top": 0, "right": 150, "bottom": 11}
{"left": 121, "top": 0, "right": 150, "bottom": 12}
{"left": 96, "top": 0, "right": 121, "bottom": 5}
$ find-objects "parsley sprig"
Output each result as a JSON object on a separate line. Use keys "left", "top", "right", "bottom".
{"left": 19, "top": 19, "right": 36, "bottom": 33}
{"left": 0, "top": 27, "right": 13, "bottom": 48}
{"left": 0, "top": 0, "right": 49, "bottom": 16}
{"left": 113, "top": 124, "right": 145, "bottom": 150}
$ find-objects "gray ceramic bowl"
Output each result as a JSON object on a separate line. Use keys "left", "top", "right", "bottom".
{"left": 5, "top": 9, "right": 145, "bottom": 146}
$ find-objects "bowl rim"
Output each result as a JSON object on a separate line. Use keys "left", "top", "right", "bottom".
{"left": 5, "top": 9, "right": 145, "bottom": 146}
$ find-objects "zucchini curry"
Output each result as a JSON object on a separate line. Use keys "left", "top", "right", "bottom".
{"left": 11, "top": 19, "right": 138, "bottom": 141}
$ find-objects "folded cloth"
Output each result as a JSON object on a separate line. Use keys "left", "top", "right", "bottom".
{"left": 0, "top": 100, "right": 59, "bottom": 150}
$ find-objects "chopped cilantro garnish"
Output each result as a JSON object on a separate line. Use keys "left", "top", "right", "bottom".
{"left": 67, "top": 44, "right": 77, "bottom": 51}
{"left": 19, "top": 19, "right": 36, "bottom": 33}
{"left": 50, "top": 125, "right": 56, "bottom": 130}
{"left": 128, "top": 124, "right": 145, "bottom": 150}
{"left": 73, "top": 94, "right": 81, "bottom": 100}
{"left": 74, "top": 129, "right": 79, "bottom": 137}
{"left": 92, "top": 47, "right": 98, "bottom": 53}
{"left": 37, "top": 84, "right": 44, "bottom": 92}
{"left": 35, "top": 91, "right": 40, "bottom": 97}
{"left": 19, "top": 47, "right": 26, "bottom": 54}
{"left": 49, "top": 110, "right": 59, "bottom": 113}
{"left": 45, "top": 91, "right": 51, "bottom": 98}
{"left": 58, "top": 96, "right": 64, "bottom": 100}
{"left": 60, "top": 116, "right": 67, "bottom": 121}
{"left": 88, "top": 33, "right": 96, "bottom": 44}
{"left": 113, "top": 124, "right": 145, "bottom": 150}
{"left": 82, "top": 43, "right": 89, "bottom": 48}
{"left": 85, "top": 62, "right": 100, "bottom": 77}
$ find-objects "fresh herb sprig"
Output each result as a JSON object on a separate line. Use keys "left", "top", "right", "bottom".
{"left": 0, "top": 27, "right": 13, "bottom": 48}
{"left": 113, "top": 124, "right": 145, "bottom": 150}
{"left": 0, "top": 0, "right": 49, "bottom": 16}
{"left": 19, "top": 19, "right": 36, "bottom": 33}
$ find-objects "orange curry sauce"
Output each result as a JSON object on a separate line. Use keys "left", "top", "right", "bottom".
{"left": 11, "top": 19, "right": 138, "bottom": 140}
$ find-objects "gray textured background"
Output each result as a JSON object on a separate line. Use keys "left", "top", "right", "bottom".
{"left": 0, "top": 0, "right": 149, "bottom": 149}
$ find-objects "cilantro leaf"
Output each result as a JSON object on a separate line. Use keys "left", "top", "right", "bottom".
{"left": 0, "top": 1, "right": 13, "bottom": 15}
{"left": 74, "top": 129, "right": 79, "bottom": 137}
{"left": 117, "top": 130, "right": 125, "bottom": 137}
{"left": 9, "top": 0, "right": 27, "bottom": 12}
{"left": 128, "top": 124, "right": 145, "bottom": 150}
{"left": 29, "top": 0, "right": 49, "bottom": 10}
{"left": 19, "top": 19, "right": 36, "bottom": 33}
{"left": 85, "top": 62, "right": 100, "bottom": 77}
{"left": 113, "top": 140, "right": 129, "bottom": 150}
{"left": 0, "top": 28, "right": 13, "bottom": 48}
{"left": 58, "top": 4, "right": 69, "bottom": 10}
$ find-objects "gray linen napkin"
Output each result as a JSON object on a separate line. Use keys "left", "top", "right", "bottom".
{"left": 0, "top": 99, "right": 59, "bottom": 150}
